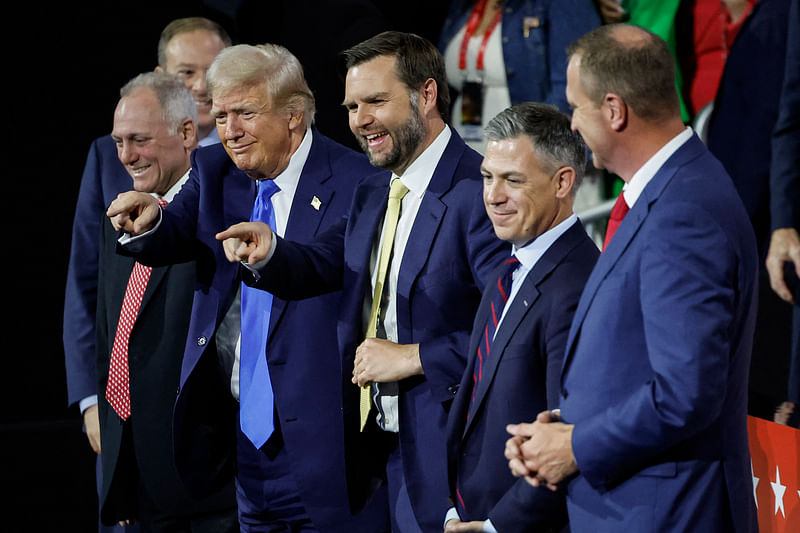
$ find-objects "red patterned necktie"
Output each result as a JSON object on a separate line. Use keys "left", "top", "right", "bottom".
{"left": 602, "top": 192, "right": 630, "bottom": 251}
{"left": 105, "top": 197, "right": 168, "bottom": 420}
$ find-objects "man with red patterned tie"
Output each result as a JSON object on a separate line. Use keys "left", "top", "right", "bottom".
{"left": 505, "top": 24, "right": 759, "bottom": 533}
{"left": 96, "top": 71, "right": 237, "bottom": 531}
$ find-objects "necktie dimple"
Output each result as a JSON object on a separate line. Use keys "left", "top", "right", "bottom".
{"left": 106, "top": 197, "right": 168, "bottom": 420}
{"left": 239, "top": 179, "right": 280, "bottom": 448}
{"left": 360, "top": 178, "right": 409, "bottom": 431}
{"left": 468, "top": 256, "right": 519, "bottom": 413}
{"left": 602, "top": 192, "right": 630, "bottom": 251}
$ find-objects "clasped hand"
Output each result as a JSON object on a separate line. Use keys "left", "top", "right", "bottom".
{"left": 504, "top": 410, "right": 578, "bottom": 491}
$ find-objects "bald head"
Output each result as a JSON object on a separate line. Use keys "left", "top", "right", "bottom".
{"left": 566, "top": 24, "right": 679, "bottom": 122}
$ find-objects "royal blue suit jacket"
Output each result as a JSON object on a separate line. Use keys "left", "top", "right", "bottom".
{"left": 249, "top": 130, "right": 510, "bottom": 531}
{"left": 64, "top": 135, "right": 133, "bottom": 407}
{"left": 446, "top": 220, "right": 598, "bottom": 533}
{"left": 560, "top": 134, "right": 759, "bottom": 532}
{"left": 120, "top": 130, "right": 387, "bottom": 533}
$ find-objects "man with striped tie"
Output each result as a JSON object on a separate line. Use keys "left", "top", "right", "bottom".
{"left": 443, "top": 102, "right": 598, "bottom": 533}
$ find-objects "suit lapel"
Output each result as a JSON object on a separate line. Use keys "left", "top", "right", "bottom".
{"left": 395, "top": 132, "right": 464, "bottom": 334}
{"left": 269, "top": 130, "right": 336, "bottom": 336}
{"left": 561, "top": 134, "right": 706, "bottom": 377}
{"left": 463, "top": 221, "right": 589, "bottom": 437}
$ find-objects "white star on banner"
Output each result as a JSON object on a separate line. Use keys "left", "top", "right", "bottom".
{"left": 752, "top": 460, "right": 759, "bottom": 508}
{"left": 770, "top": 465, "right": 787, "bottom": 518}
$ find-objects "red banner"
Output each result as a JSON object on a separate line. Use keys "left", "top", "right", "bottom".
{"left": 748, "top": 416, "right": 800, "bottom": 532}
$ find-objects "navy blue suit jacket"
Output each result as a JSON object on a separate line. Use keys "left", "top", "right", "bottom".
{"left": 64, "top": 135, "right": 133, "bottom": 407}
{"left": 121, "top": 130, "right": 387, "bottom": 533}
{"left": 446, "top": 220, "right": 598, "bottom": 532}
{"left": 250, "top": 129, "right": 510, "bottom": 531}
{"left": 560, "top": 135, "right": 759, "bottom": 532}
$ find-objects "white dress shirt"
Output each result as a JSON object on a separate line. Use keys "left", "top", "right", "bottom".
{"left": 366, "top": 125, "right": 452, "bottom": 432}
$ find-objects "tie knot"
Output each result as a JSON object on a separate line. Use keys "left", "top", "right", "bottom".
{"left": 502, "top": 256, "right": 520, "bottom": 276}
{"left": 389, "top": 178, "right": 409, "bottom": 200}
{"left": 610, "top": 192, "right": 629, "bottom": 222}
{"left": 258, "top": 179, "right": 281, "bottom": 200}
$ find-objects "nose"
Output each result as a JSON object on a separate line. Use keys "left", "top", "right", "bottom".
{"left": 483, "top": 178, "right": 505, "bottom": 205}
{"left": 190, "top": 70, "right": 208, "bottom": 96}
{"left": 118, "top": 140, "right": 137, "bottom": 165}
{"left": 223, "top": 114, "right": 243, "bottom": 140}
{"left": 350, "top": 105, "right": 373, "bottom": 132}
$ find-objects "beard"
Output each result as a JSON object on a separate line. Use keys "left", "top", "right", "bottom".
{"left": 358, "top": 94, "right": 426, "bottom": 173}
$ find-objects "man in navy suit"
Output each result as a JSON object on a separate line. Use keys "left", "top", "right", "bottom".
{"left": 107, "top": 44, "right": 387, "bottom": 532}
{"left": 444, "top": 103, "right": 598, "bottom": 533}
{"left": 505, "top": 24, "right": 759, "bottom": 532}
{"left": 97, "top": 71, "right": 237, "bottom": 531}
{"left": 216, "top": 32, "right": 509, "bottom": 532}
{"left": 63, "top": 18, "right": 230, "bottom": 532}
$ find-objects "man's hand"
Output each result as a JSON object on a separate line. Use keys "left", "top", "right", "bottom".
{"left": 774, "top": 401, "right": 796, "bottom": 425}
{"left": 352, "top": 338, "right": 422, "bottom": 387}
{"left": 444, "top": 518, "right": 484, "bottom": 532}
{"left": 83, "top": 404, "right": 102, "bottom": 455}
{"left": 766, "top": 227, "right": 800, "bottom": 304}
{"left": 216, "top": 222, "right": 273, "bottom": 265}
{"left": 506, "top": 411, "right": 577, "bottom": 491}
{"left": 106, "top": 191, "right": 160, "bottom": 235}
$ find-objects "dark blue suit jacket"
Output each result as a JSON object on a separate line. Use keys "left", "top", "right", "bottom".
{"left": 446, "top": 220, "right": 598, "bottom": 533}
{"left": 121, "top": 130, "right": 387, "bottom": 533}
{"left": 64, "top": 135, "right": 133, "bottom": 407}
{"left": 249, "top": 129, "right": 510, "bottom": 531}
{"left": 560, "top": 135, "right": 759, "bottom": 532}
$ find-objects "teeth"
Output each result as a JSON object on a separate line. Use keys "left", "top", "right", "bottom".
{"left": 366, "top": 132, "right": 385, "bottom": 140}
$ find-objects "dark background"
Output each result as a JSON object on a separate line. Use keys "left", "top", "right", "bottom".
{"left": 2, "top": 1, "right": 448, "bottom": 529}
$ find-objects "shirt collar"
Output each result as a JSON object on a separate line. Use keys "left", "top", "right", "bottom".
{"left": 623, "top": 126, "right": 693, "bottom": 208}
{"left": 392, "top": 125, "right": 452, "bottom": 198}
{"left": 156, "top": 168, "right": 191, "bottom": 204}
{"left": 272, "top": 127, "right": 313, "bottom": 195}
{"left": 513, "top": 213, "right": 578, "bottom": 271}
{"left": 198, "top": 127, "right": 220, "bottom": 147}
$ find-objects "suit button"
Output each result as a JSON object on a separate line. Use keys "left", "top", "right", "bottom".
{"left": 448, "top": 385, "right": 460, "bottom": 396}
{"left": 197, "top": 336, "right": 207, "bottom": 346}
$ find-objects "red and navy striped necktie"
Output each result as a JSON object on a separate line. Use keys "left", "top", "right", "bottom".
{"left": 470, "top": 256, "right": 520, "bottom": 408}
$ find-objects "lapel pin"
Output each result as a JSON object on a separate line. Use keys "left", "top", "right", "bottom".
{"left": 310, "top": 195, "right": 322, "bottom": 211}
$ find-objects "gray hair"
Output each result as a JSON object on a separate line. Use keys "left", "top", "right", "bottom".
{"left": 120, "top": 71, "right": 197, "bottom": 130}
{"left": 207, "top": 44, "right": 316, "bottom": 128}
{"left": 485, "top": 102, "right": 587, "bottom": 190}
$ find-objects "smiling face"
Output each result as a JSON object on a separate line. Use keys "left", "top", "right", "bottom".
{"left": 212, "top": 82, "right": 301, "bottom": 180}
{"left": 161, "top": 29, "right": 226, "bottom": 138}
{"left": 111, "top": 87, "right": 193, "bottom": 195}
{"left": 343, "top": 55, "right": 427, "bottom": 176}
{"left": 482, "top": 135, "right": 570, "bottom": 248}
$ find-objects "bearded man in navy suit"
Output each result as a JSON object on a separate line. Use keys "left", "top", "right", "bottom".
{"left": 506, "top": 24, "right": 759, "bottom": 533}
{"left": 216, "top": 32, "right": 509, "bottom": 533}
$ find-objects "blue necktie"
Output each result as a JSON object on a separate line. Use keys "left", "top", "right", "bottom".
{"left": 239, "top": 179, "right": 280, "bottom": 448}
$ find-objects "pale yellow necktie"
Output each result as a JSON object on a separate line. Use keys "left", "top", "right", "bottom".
{"left": 360, "top": 178, "right": 409, "bottom": 430}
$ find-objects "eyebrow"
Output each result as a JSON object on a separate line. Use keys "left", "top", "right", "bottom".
{"left": 341, "top": 91, "right": 392, "bottom": 107}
